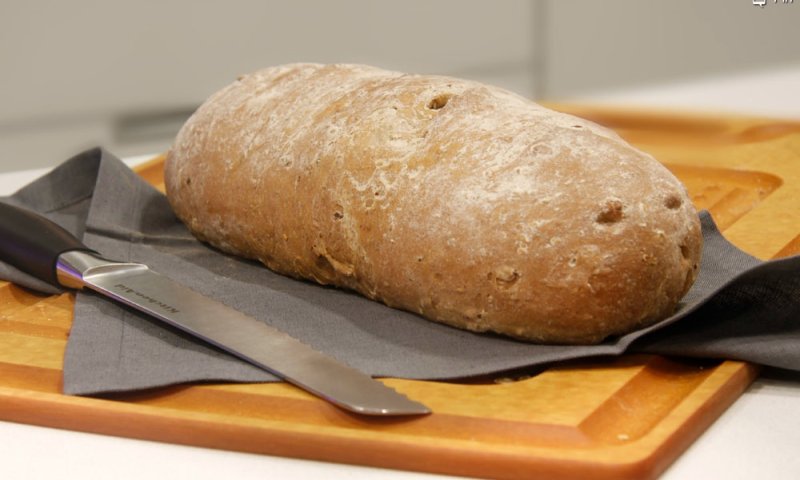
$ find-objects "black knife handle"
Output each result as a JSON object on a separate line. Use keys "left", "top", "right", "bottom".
{"left": 0, "top": 202, "right": 92, "bottom": 287}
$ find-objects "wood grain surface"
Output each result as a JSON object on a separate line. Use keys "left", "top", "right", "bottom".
{"left": 2, "top": 106, "right": 799, "bottom": 479}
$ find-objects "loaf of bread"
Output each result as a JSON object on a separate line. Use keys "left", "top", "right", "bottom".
{"left": 165, "top": 63, "right": 701, "bottom": 344}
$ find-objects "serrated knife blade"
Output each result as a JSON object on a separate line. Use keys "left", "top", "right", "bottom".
{"left": 0, "top": 201, "right": 430, "bottom": 416}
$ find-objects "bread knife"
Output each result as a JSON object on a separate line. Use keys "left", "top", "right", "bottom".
{"left": 0, "top": 201, "right": 430, "bottom": 416}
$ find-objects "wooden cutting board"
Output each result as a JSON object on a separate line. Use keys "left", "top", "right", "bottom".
{"left": 1, "top": 106, "right": 799, "bottom": 479}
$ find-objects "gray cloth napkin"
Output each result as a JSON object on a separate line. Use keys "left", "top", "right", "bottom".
{"left": 1, "top": 148, "right": 799, "bottom": 396}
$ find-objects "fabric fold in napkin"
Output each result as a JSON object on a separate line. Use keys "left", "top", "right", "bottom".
{"left": 1, "top": 148, "right": 799, "bottom": 396}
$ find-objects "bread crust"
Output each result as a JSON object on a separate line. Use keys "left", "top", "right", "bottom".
{"left": 165, "top": 63, "right": 702, "bottom": 344}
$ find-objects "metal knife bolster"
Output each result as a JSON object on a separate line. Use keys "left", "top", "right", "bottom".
{"left": 57, "top": 250, "right": 145, "bottom": 290}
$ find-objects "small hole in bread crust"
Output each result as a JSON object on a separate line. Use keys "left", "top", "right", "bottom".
{"left": 665, "top": 195, "right": 682, "bottom": 210}
{"left": 493, "top": 265, "right": 520, "bottom": 288}
{"left": 427, "top": 94, "right": 451, "bottom": 110}
{"left": 596, "top": 199, "right": 624, "bottom": 224}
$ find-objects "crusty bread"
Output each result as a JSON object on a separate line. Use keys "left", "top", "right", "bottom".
{"left": 165, "top": 63, "right": 701, "bottom": 344}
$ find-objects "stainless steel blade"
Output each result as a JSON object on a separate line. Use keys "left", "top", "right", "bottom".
{"left": 56, "top": 251, "right": 430, "bottom": 416}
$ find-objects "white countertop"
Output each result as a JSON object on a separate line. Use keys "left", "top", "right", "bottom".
{"left": 2, "top": 65, "right": 800, "bottom": 479}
